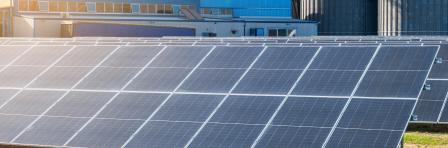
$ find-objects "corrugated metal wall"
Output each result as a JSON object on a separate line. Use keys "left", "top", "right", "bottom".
{"left": 300, "top": 0, "right": 377, "bottom": 35}
{"left": 378, "top": 0, "right": 448, "bottom": 36}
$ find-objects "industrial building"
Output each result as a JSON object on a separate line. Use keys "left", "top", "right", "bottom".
{"left": 0, "top": 0, "right": 317, "bottom": 37}
{"left": 299, "top": 0, "right": 448, "bottom": 36}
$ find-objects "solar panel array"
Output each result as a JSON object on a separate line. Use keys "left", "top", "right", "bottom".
{"left": 0, "top": 37, "right": 441, "bottom": 148}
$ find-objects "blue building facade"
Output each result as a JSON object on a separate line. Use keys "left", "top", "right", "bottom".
{"left": 200, "top": 0, "right": 292, "bottom": 18}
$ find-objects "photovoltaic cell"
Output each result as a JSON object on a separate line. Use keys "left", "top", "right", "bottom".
{"left": 188, "top": 123, "right": 264, "bottom": 148}
{"left": 178, "top": 69, "right": 246, "bottom": 93}
{"left": 56, "top": 46, "right": 116, "bottom": 66}
{"left": 100, "top": 46, "right": 162, "bottom": 67}
{"left": 12, "top": 46, "right": 71, "bottom": 66}
{"left": 0, "top": 66, "right": 46, "bottom": 87}
{"left": 355, "top": 71, "right": 428, "bottom": 98}
{"left": 210, "top": 95, "right": 283, "bottom": 124}
{"left": 0, "top": 114, "right": 36, "bottom": 142}
{"left": 293, "top": 70, "right": 362, "bottom": 96}
{"left": 199, "top": 46, "right": 263, "bottom": 68}
{"left": 337, "top": 99, "right": 415, "bottom": 130}
{"left": 272, "top": 97, "right": 348, "bottom": 127}
{"left": 125, "top": 121, "right": 201, "bottom": 148}
{"left": 152, "top": 94, "right": 223, "bottom": 122}
{"left": 413, "top": 100, "right": 444, "bottom": 122}
{"left": 440, "top": 106, "right": 448, "bottom": 122}
{"left": 369, "top": 46, "right": 438, "bottom": 70}
{"left": 67, "top": 119, "right": 142, "bottom": 148}
{"left": 252, "top": 47, "right": 317, "bottom": 69}
{"left": 309, "top": 47, "right": 376, "bottom": 70}
{"left": 0, "top": 46, "right": 29, "bottom": 65}
{"left": 75, "top": 67, "right": 140, "bottom": 90}
{"left": 149, "top": 46, "right": 211, "bottom": 68}
{"left": 0, "top": 90, "right": 64, "bottom": 115}
{"left": 29, "top": 67, "right": 93, "bottom": 89}
{"left": 45, "top": 91, "right": 115, "bottom": 117}
{"left": 14, "top": 117, "right": 88, "bottom": 146}
{"left": 257, "top": 126, "right": 331, "bottom": 148}
{"left": 327, "top": 128, "right": 402, "bottom": 148}
{"left": 233, "top": 69, "right": 302, "bottom": 94}
{"left": 124, "top": 68, "right": 192, "bottom": 91}
{"left": 428, "top": 62, "right": 448, "bottom": 79}
{"left": 97, "top": 93, "right": 167, "bottom": 120}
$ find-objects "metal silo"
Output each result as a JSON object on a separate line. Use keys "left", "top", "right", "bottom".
{"left": 300, "top": 0, "right": 377, "bottom": 35}
{"left": 379, "top": 0, "right": 448, "bottom": 36}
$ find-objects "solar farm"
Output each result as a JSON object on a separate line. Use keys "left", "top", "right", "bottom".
{"left": 0, "top": 36, "right": 445, "bottom": 148}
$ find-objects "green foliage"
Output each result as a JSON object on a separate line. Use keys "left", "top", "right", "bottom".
{"left": 405, "top": 132, "right": 448, "bottom": 145}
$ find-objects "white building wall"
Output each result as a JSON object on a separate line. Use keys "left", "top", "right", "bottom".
{"left": 13, "top": 16, "right": 34, "bottom": 37}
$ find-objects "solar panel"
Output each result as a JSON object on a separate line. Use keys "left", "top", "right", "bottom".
{"left": 0, "top": 37, "right": 439, "bottom": 148}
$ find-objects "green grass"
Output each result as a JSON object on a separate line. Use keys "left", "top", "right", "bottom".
{"left": 405, "top": 132, "right": 448, "bottom": 146}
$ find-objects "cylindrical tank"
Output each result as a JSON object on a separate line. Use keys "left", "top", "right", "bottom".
{"left": 379, "top": 0, "right": 448, "bottom": 36}
{"left": 300, "top": 0, "right": 377, "bottom": 35}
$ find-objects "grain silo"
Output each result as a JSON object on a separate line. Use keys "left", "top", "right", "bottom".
{"left": 300, "top": 0, "right": 377, "bottom": 35}
{"left": 379, "top": 0, "right": 448, "bottom": 36}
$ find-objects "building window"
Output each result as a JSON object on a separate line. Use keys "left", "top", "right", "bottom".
{"left": 202, "top": 8, "right": 212, "bottom": 15}
{"left": 250, "top": 28, "right": 265, "bottom": 36}
{"left": 156, "top": 4, "right": 164, "bottom": 14}
{"left": 164, "top": 4, "right": 173, "bottom": 14}
{"left": 77, "top": 2, "right": 87, "bottom": 12}
{"left": 29, "top": 0, "right": 39, "bottom": 11}
{"left": 268, "top": 28, "right": 296, "bottom": 37}
{"left": 96, "top": 2, "right": 105, "bottom": 13}
{"left": 114, "top": 3, "right": 123, "bottom": 13}
{"left": 58, "top": 1, "right": 67, "bottom": 12}
{"left": 123, "top": 3, "right": 131, "bottom": 13}
{"left": 86, "top": 2, "right": 96, "bottom": 13}
{"left": 49, "top": 1, "right": 57, "bottom": 12}
{"left": 39, "top": 1, "right": 49, "bottom": 12}
{"left": 148, "top": 4, "right": 156, "bottom": 13}
{"left": 105, "top": 3, "right": 113, "bottom": 13}
{"left": 18, "top": 0, "right": 28, "bottom": 11}
{"left": 68, "top": 2, "right": 76, "bottom": 12}
{"left": 131, "top": 3, "right": 140, "bottom": 13}
{"left": 140, "top": 4, "right": 147, "bottom": 13}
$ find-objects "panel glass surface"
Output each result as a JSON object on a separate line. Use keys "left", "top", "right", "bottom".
{"left": 45, "top": 91, "right": 115, "bottom": 117}
{"left": 0, "top": 46, "right": 29, "bottom": 65}
{"left": 56, "top": 46, "right": 116, "bottom": 66}
{"left": 14, "top": 116, "right": 88, "bottom": 146}
{"left": 273, "top": 97, "right": 347, "bottom": 127}
{"left": 355, "top": 71, "right": 428, "bottom": 98}
{"left": 257, "top": 126, "right": 331, "bottom": 148}
{"left": 0, "top": 115, "right": 36, "bottom": 142}
{"left": 252, "top": 47, "right": 317, "bottom": 69}
{"left": 293, "top": 70, "right": 362, "bottom": 96}
{"left": 369, "top": 46, "right": 438, "bottom": 70}
{"left": 97, "top": 93, "right": 167, "bottom": 119}
{"left": 100, "top": 46, "right": 163, "bottom": 67}
{"left": 67, "top": 119, "right": 142, "bottom": 148}
{"left": 199, "top": 46, "right": 262, "bottom": 68}
{"left": 210, "top": 95, "right": 283, "bottom": 124}
{"left": 152, "top": 94, "right": 223, "bottom": 122}
{"left": 124, "top": 68, "right": 192, "bottom": 91}
{"left": 413, "top": 100, "right": 444, "bottom": 122}
{"left": 0, "top": 66, "right": 46, "bottom": 87}
{"left": 189, "top": 124, "right": 264, "bottom": 148}
{"left": 75, "top": 67, "right": 140, "bottom": 90}
{"left": 125, "top": 121, "right": 201, "bottom": 148}
{"left": 0, "top": 90, "right": 64, "bottom": 115}
{"left": 337, "top": 99, "right": 415, "bottom": 130}
{"left": 149, "top": 46, "right": 211, "bottom": 68}
{"left": 233, "top": 69, "right": 302, "bottom": 94}
{"left": 29, "top": 67, "right": 93, "bottom": 89}
{"left": 327, "top": 128, "right": 402, "bottom": 148}
{"left": 12, "top": 46, "right": 71, "bottom": 66}
{"left": 178, "top": 69, "right": 246, "bottom": 93}
{"left": 309, "top": 47, "right": 376, "bottom": 70}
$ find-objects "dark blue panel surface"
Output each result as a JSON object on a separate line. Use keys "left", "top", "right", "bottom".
{"left": 257, "top": 126, "right": 331, "bottom": 148}
{"left": 310, "top": 47, "right": 376, "bottom": 70}
{"left": 46, "top": 91, "right": 115, "bottom": 117}
{"left": 0, "top": 91, "right": 64, "bottom": 115}
{"left": 124, "top": 68, "right": 192, "bottom": 91}
{"left": 429, "top": 62, "right": 448, "bottom": 79}
{"left": 97, "top": 93, "right": 167, "bottom": 119}
{"left": 199, "top": 47, "right": 263, "bottom": 68}
{"left": 337, "top": 99, "right": 415, "bottom": 130}
{"left": 293, "top": 70, "right": 362, "bottom": 96}
{"left": 178, "top": 69, "right": 246, "bottom": 93}
{"left": 0, "top": 115, "right": 36, "bottom": 142}
{"left": 101, "top": 46, "right": 162, "bottom": 67}
{"left": 413, "top": 100, "right": 444, "bottom": 122}
{"left": 29, "top": 67, "right": 93, "bottom": 89}
{"left": 355, "top": 71, "right": 428, "bottom": 98}
{"left": 67, "top": 119, "right": 142, "bottom": 148}
{"left": 233, "top": 69, "right": 302, "bottom": 94}
{"left": 440, "top": 103, "right": 448, "bottom": 123}
{"left": 327, "top": 128, "right": 402, "bottom": 148}
{"left": 13, "top": 46, "right": 71, "bottom": 66}
{"left": 14, "top": 117, "right": 88, "bottom": 146}
{"left": 75, "top": 67, "right": 140, "bottom": 90}
{"left": 273, "top": 97, "right": 347, "bottom": 127}
{"left": 419, "top": 80, "right": 448, "bottom": 101}
{"left": 189, "top": 123, "right": 264, "bottom": 148}
{"left": 252, "top": 47, "right": 317, "bottom": 69}
{"left": 125, "top": 121, "right": 201, "bottom": 148}
{"left": 0, "top": 66, "right": 46, "bottom": 87}
{"left": 369, "top": 46, "right": 438, "bottom": 70}
{"left": 56, "top": 46, "right": 115, "bottom": 66}
{"left": 210, "top": 95, "right": 283, "bottom": 124}
{"left": 149, "top": 46, "right": 212, "bottom": 68}
{"left": 152, "top": 94, "right": 223, "bottom": 122}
